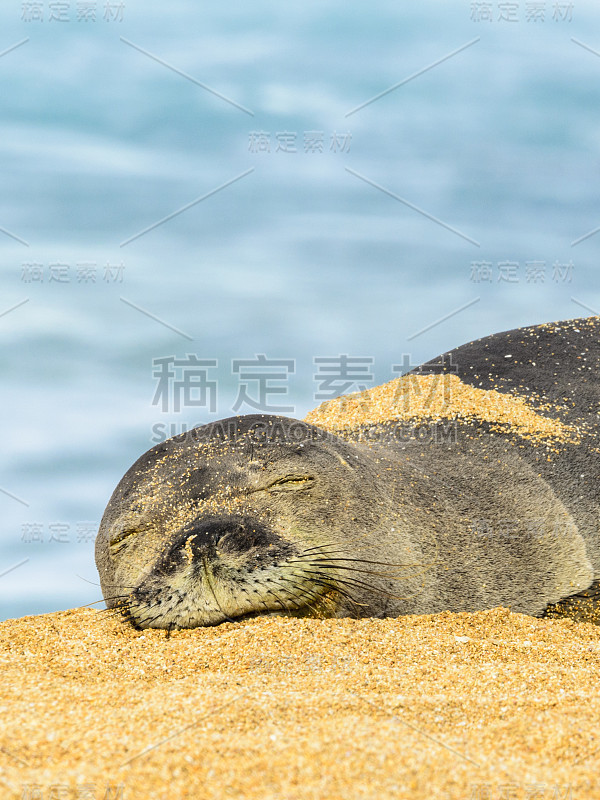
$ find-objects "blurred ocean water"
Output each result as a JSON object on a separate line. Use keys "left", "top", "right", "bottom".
{"left": 1, "top": 0, "right": 599, "bottom": 619}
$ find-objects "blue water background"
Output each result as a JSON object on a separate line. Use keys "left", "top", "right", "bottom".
{"left": 1, "top": 0, "right": 599, "bottom": 620}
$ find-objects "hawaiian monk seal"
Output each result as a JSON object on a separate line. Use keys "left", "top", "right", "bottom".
{"left": 95, "top": 316, "right": 600, "bottom": 628}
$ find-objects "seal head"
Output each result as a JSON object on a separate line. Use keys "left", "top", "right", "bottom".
{"left": 96, "top": 415, "right": 428, "bottom": 628}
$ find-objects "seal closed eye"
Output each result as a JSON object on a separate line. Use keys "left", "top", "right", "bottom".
{"left": 95, "top": 316, "right": 600, "bottom": 628}
{"left": 263, "top": 475, "right": 314, "bottom": 490}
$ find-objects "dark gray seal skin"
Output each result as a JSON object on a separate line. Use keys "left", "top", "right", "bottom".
{"left": 96, "top": 316, "right": 600, "bottom": 628}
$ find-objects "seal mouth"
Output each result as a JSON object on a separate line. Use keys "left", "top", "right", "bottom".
{"left": 119, "top": 515, "right": 340, "bottom": 629}
{"left": 121, "top": 576, "right": 336, "bottom": 630}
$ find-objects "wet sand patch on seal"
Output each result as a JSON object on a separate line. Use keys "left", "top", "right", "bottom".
{"left": 305, "top": 373, "right": 581, "bottom": 446}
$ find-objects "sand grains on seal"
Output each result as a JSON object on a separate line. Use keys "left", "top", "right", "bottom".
{"left": 305, "top": 373, "right": 581, "bottom": 446}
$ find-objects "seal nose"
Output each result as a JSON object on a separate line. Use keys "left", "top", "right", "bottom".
{"left": 178, "top": 516, "right": 273, "bottom": 558}
{"left": 216, "top": 523, "right": 271, "bottom": 554}
{"left": 154, "top": 515, "right": 296, "bottom": 578}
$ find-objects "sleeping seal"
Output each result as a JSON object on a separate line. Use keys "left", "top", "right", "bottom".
{"left": 95, "top": 316, "right": 600, "bottom": 628}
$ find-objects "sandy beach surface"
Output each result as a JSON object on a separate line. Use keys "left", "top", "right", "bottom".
{"left": 1, "top": 606, "right": 598, "bottom": 800}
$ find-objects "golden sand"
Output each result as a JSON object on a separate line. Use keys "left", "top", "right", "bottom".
{"left": 1, "top": 607, "right": 599, "bottom": 799}
{"left": 305, "top": 373, "right": 580, "bottom": 446}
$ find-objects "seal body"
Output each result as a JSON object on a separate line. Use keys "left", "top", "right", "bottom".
{"left": 96, "top": 316, "right": 600, "bottom": 628}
